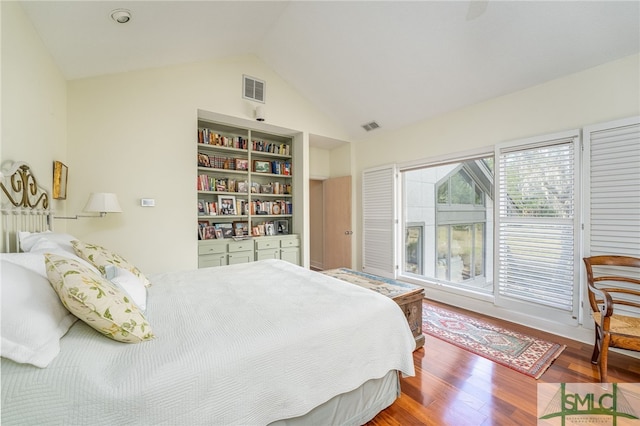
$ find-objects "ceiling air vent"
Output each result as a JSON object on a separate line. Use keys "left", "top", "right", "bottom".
{"left": 243, "top": 75, "right": 265, "bottom": 103}
{"left": 361, "top": 121, "right": 380, "bottom": 132}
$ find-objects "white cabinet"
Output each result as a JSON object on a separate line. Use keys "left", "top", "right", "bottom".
{"left": 255, "top": 236, "right": 300, "bottom": 265}
{"left": 227, "top": 241, "right": 254, "bottom": 265}
{"left": 255, "top": 238, "right": 280, "bottom": 261}
{"left": 198, "top": 240, "right": 227, "bottom": 268}
{"left": 279, "top": 237, "right": 300, "bottom": 265}
{"left": 198, "top": 236, "right": 300, "bottom": 267}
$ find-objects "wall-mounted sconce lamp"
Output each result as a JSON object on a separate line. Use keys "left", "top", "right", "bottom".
{"left": 55, "top": 193, "right": 122, "bottom": 219}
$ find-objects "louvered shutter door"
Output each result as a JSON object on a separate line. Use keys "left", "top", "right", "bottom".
{"left": 495, "top": 130, "right": 580, "bottom": 323}
{"left": 362, "top": 165, "right": 396, "bottom": 278}
{"left": 584, "top": 117, "right": 640, "bottom": 257}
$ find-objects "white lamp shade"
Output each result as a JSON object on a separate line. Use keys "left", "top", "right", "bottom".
{"left": 83, "top": 193, "right": 122, "bottom": 213}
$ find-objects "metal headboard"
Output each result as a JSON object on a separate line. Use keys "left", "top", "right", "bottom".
{"left": 1, "top": 161, "right": 53, "bottom": 253}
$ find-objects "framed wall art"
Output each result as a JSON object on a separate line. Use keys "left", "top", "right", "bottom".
{"left": 53, "top": 161, "right": 68, "bottom": 200}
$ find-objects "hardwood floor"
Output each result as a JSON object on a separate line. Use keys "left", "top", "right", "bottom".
{"left": 367, "top": 300, "right": 640, "bottom": 425}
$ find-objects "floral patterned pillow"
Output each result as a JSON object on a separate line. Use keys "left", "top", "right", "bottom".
{"left": 72, "top": 240, "right": 151, "bottom": 288}
{"left": 44, "top": 253, "right": 154, "bottom": 343}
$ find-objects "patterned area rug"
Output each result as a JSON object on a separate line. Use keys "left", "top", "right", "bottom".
{"left": 422, "top": 304, "right": 566, "bottom": 379}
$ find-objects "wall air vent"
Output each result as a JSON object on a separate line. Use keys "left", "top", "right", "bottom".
{"left": 243, "top": 75, "right": 265, "bottom": 103}
{"left": 362, "top": 121, "right": 380, "bottom": 132}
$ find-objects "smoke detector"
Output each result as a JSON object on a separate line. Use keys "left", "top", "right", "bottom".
{"left": 110, "top": 9, "right": 132, "bottom": 24}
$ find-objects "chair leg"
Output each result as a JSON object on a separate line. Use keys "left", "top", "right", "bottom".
{"left": 598, "top": 333, "right": 611, "bottom": 383}
{"left": 591, "top": 327, "right": 601, "bottom": 364}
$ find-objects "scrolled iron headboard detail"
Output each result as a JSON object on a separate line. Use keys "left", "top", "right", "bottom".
{"left": 1, "top": 163, "right": 49, "bottom": 210}
{"left": 1, "top": 161, "right": 53, "bottom": 252}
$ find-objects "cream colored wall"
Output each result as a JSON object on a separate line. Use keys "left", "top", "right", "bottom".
{"left": 329, "top": 144, "right": 352, "bottom": 177}
{"left": 1, "top": 2, "right": 69, "bottom": 231}
{"left": 355, "top": 54, "right": 640, "bottom": 172}
{"left": 64, "top": 56, "right": 349, "bottom": 273}
{"left": 309, "top": 146, "right": 331, "bottom": 179}
{"left": 3, "top": 5, "right": 351, "bottom": 271}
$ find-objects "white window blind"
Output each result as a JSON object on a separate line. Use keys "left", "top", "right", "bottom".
{"left": 362, "top": 165, "right": 396, "bottom": 278}
{"left": 584, "top": 117, "right": 640, "bottom": 258}
{"left": 496, "top": 131, "right": 579, "bottom": 318}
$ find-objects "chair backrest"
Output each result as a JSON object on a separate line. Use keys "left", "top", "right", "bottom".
{"left": 583, "top": 255, "right": 640, "bottom": 316}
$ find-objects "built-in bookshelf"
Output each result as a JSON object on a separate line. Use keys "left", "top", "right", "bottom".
{"left": 196, "top": 118, "right": 298, "bottom": 267}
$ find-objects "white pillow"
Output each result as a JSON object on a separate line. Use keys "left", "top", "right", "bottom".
{"left": 24, "top": 239, "right": 101, "bottom": 275}
{"left": 104, "top": 265, "right": 148, "bottom": 311}
{"left": 19, "top": 231, "right": 77, "bottom": 254}
{"left": 1, "top": 258, "right": 77, "bottom": 368}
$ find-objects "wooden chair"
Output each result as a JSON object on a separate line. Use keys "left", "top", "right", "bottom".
{"left": 583, "top": 255, "right": 640, "bottom": 383}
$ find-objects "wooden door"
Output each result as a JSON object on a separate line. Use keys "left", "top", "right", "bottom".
{"left": 323, "top": 175, "right": 352, "bottom": 269}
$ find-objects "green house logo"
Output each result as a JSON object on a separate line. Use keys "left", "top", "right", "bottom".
{"left": 538, "top": 383, "right": 640, "bottom": 425}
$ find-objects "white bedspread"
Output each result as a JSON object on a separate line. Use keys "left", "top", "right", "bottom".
{"left": 1, "top": 259, "right": 415, "bottom": 425}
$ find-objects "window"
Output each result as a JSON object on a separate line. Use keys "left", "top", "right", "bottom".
{"left": 365, "top": 118, "right": 636, "bottom": 328}
{"left": 401, "top": 157, "right": 494, "bottom": 293}
{"left": 495, "top": 130, "right": 580, "bottom": 324}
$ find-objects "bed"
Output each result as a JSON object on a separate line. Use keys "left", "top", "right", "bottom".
{"left": 1, "top": 161, "right": 416, "bottom": 425}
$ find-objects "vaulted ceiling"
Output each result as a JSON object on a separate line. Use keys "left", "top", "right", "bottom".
{"left": 19, "top": 1, "right": 640, "bottom": 143}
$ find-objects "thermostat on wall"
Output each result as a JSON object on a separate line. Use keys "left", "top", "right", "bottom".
{"left": 140, "top": 198, "right": 155, "bottom": 207}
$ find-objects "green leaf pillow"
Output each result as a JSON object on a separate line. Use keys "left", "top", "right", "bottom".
{"left": 72, "top": 240, "right": 151, "bottom": 288}
{"left": 44, "top": 253, "right": 154, "bottom": 343}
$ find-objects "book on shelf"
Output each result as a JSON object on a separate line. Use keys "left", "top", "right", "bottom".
{"left": 251, "top": 140, "right": 291, "bottom": 156}
{"left": 198, "top": 199, "right": 217, "bottom": 216}
{"left": 198, "top": 128, "right": 248, "bottom": 149}
{"left": 197, "top": 175, "right": 209, "bottom": 191}
{"left": 199, "top": 153, "right": 249, "bottom": 170}
{"left": 249, "top": 199, "right": 292, "bottom": 215}
{"left": 269, "top": 160, "right": 292, "bottom": 176}
{"left": 244, "top": 181, "right": 291, "bottom": 195}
